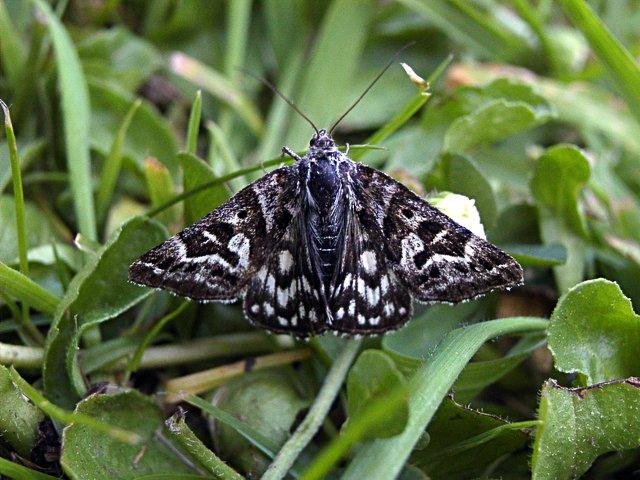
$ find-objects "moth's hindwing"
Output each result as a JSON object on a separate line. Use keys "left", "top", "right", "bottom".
{"left": 243, "top": 217, "right": 322, "bottom": 336}
{"left": 327, "top": 201, "right": 413, "bottom": 334}
{"left": 354, "top": 163, "right": 524, "bottom": 303}
{"left": 128, "top": 166, "right": 299, "bottom": 301}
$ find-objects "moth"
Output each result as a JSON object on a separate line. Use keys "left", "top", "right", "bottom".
{"left": 129, "top": 65, "right": 523, "bottom": 337}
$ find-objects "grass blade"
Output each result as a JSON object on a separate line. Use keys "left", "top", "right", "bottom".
{"left": 185, "top": 90, "right": 202, "bottom": 155}
{"left": 0, "top": 457, "right": 59, "bottom": 480}
{"left": 1, "top": 100, "right": 44, "bottom": 344}
{"left": 95, "top": 98, "right": 142, "bottom": 225}
{"left": 33, "top": 0, "right": 97, "bottom": 241}
{"left": 302, "top": 317, "right": 548, "bottom": 480}
{"left": 165, "top": 411, "right": 244, "bottom": 480}
{"left": 9, "top": 367, "right": 140, "bottom": 444}
{"left": 0, "top": 261, "right": 60, "bottom": 316}
{"left": 558, "top": 0, "right": 640, "bottom": 122}
{"left": 262, "top": 339, "right": 361, "bottom": 480}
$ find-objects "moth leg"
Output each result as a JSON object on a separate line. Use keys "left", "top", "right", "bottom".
{"left": 282, "top": 146, "right": 303, "bottom": 162}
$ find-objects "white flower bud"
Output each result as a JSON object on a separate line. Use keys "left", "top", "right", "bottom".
{"left": 428, "top": 192, "right": 486, "bottom": 239}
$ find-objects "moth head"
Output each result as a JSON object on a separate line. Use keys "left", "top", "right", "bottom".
{"left": 309, "top": 129, "right": 336, "bottom": 151}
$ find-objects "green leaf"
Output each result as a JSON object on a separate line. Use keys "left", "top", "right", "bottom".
{"left": 442, "top": 154, "right": 497, "bottom": 228}
{"left": 346, "top": 350, "right": 408, "bottom": 439}
{"left": 504, "top": 243, "right": 567, "bottom": 267}
{"left": 33, "top": 0, "right": 96, "bottom": 241}
{"left": 304, "top": 317, "right": 548, "bottom": 480}
{"left": 382, "top": 303, "right": 480, "bottom": 371}
{"left": 61, "top": 390, "right": 195, "bottom": 479}
{"left": 530, "top": 144, "right": 591, "bottom": 292}
{"left": 0, "top": 365, "right": 43, "bottom": 456}
{"left": 179, "top": 152, "right": 230, "bottom": 224}
{"left": 559, "top": 0, "right": 640, "bottom": 122}
{"left": 453, "top": 334, "right": 546, "bottom": 402}
{"left": 78, "top": 27, "right": 162, "bottom": 91}
{"left": 0, "top": 0, "right": 26, "bottom": 87}
{"left": 531, "top": 378, "right": 640, "bottom": 480}
{"left": 443, "top": 99, "right": 550, "bottom": 154}
{"left": 89, "top": 80, "right": 179, "bottom": 176}
{"left": 43, "top": 217, "right": 168, "bottom": 408}
{"left": 410, "top": 398, "right": 529, "bottom": 480}
{"left": 284, "top": 0, "right": 373, "bottom": 148}
{"left": 207, "top": 370, "right": 310, "bottom": 478}
{"left": 548, "top": 279, "right": 640, "bottom": 385}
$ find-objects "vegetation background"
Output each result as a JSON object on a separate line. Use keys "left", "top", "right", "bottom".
{"left": 1, "top": 0, "right": 640, "bottom": 479}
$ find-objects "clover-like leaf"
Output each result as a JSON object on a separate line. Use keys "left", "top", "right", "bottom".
{"left": 532, "top": 378, "right": 640, "bottom": 480}
{"left": 61, "top": 389, "right": 194, "bottom": 479}
{"left": 548, "top": 278, "right": 640, "bottom": 384}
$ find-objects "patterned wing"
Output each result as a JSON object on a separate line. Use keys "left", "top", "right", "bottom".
{"left": 243, "top": 218, "right": 322, "bottom": 336}
{"left": 354, "top": 163, "right": 523, "bottom": 303}
{"left": 129, "top": 166, "right": 299, "bottom": 302}
{"left": 327, "top": 209, "right": 413, "bottom": 334}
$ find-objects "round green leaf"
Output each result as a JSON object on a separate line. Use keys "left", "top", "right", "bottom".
{"left": 61, "top": 390, "right": 195, "bottom": 479}
{"left": 548, "top": 279, "right": 640, "bottom": 384}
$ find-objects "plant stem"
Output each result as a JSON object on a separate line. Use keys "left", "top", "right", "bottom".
{"left": 164, "top": 348, "right": 312, "bottom": 403}
{"left": 261, "top": 339, "right": 362, "bottom": 480}
{"left": 165, "top": 410, "right": 244, "bottom": 480}
{"left": 1, "top": 100, "right": 45, "bottom": 345}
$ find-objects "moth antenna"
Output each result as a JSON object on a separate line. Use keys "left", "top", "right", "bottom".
{"left": 329, "top": 42, "right": 416, "bottom": 135}
{"left": 240, "top": 68, "right": 319, "bottom": 136}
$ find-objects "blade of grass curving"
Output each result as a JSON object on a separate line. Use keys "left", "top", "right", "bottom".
{"left": 169, "top": 52, "right": 264, "bottom": 136}
{"left": 301, "top": 317, "right": 548, "bottom": 480}
{"left": 0, "top": 457, "right": 59, "bottom": 480}
{"left": 165, "top": 411, "right": 244, "bottom": 480}
{"left": 96, "top": 99, "right": 142, "bottom": 225}
{"left": 262, "top": 339, "right": 362, "bottom": 480}
{"left": 186, "top": 90, "right": 202, "bottom": 155}
{"left": 32, "top": 0, "right": 97, "bottom": 241}
{"left": 9, "top": 367, "right": 140, "bottom": 444}
{"left": 0, "top": 261, "right": 60, "bottom": 316}
{"left": 558, "top": 0, "right": 640, "bottom": 122}
{"left": 1, "top": 100, "right": 44, "bottom": 344}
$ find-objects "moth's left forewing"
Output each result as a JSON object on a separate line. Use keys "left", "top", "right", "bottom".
{"left": 128, "top": 166, "right": 299, "bottom": 301}
{"left": 354, "top": 163, "right": 523, "bottom": 304}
